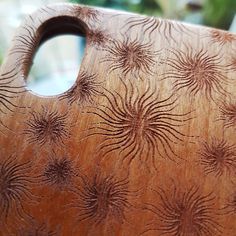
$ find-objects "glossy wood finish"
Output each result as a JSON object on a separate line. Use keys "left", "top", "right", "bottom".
{"left": 0, "top": 3, "right": 236, "bottom": 235}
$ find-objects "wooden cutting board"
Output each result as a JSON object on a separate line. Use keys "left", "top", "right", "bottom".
{"left": 0, "top": 3, "right": 236, "bottom": 236}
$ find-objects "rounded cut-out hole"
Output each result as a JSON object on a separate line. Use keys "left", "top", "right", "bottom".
{"left": 25, "top": 15, "right": 88, "bottom": 96}
{"left": 27, "top": 34, "right": 85, "bottom": 96}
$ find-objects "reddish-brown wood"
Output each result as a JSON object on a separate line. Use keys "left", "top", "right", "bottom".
{"left": 0, "top": 3, "right": 236, "bottom": 236}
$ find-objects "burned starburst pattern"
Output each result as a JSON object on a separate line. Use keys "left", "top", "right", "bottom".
{"left": 39, "top": 5, "right": 57, "bottom": 14}
{"left": 198, "top": 138, "right": 236, "bottom": 177}
{"left": 209, "top": 29, "right": 236, "bottom": 46}
{"left": 228, "top": 56, "right": 236, "bottom": 72}
{"left": 41, "top": 156, "right": 77, "bottom": 190}
{"left": 0, "top": 67, "right": 25, "bottom": 115}
{"left": 218, "top": 101, "right": 236, "bottom": 129}
{"left": 10, "top": 23, "right": 39, "bottom": 77}
{"left": 24, "top": 108, "right": 71, "bottom": 146}
{"left": 0, "top": 155, "right": 36, "bottom": 224}
{"left": 59, "top": 71, "right": 101, "bottom": 106}
{"left": 68, "top": 173, "right": 130, "bottom": 225}
{"left": 163, "top": 47, "right": 229, "bottom": 100}
{"left": 125, "top": 16, "right": 193, "bottom": 42}
{"left": 17, "top": 221, "right": 58, "bottom": 236}
{"left": 143, "top": 185, "right": 221, "bottom": 236}
{"left": 102, "top": 38, "right": 157, "bottom": 77}
{"left": 223, "top": 190, "right": 236, "bottom": 215}
{"left": 87, "top": 29, "right": 110, "bottom": 48}
{"left": 70, "top": 5, "right": 100, "bottom": 24}
{"left": 86, "top": 80, "right": 193, "bottom": 167}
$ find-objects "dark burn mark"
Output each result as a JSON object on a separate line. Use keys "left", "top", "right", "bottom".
{"left": 0, "top": 155, "right": 35, "bottom": 223}
{"left": 218, "top": 101, "right": 236, "bottom": 129}
{"left": 70, "top": 5, "right": 100, "bottom": 24}
{"left": 209, "top": 30, "right": 236, "bottom": 46}
{"left": 125, "top": 16, "right": 193, "bottom": 42}
{"left": 87, "top": 29, "right": 110, "bottom": 48}
{"left": 223, "top": 190, "right": 236, "bottom": 215}
{"left": 68, "top": 173, "right": 130, "bottom": 225}
{"left": 41, "top": 156, "right": 76, "bottom": 190}
{"left": 162, "top": 47, "right": 229, "bottom": 100}
{"left": 86, "top": 80, "right": 194, "bottom": 168}
{"left": 24, "top": 108, "right": 71, "bottom": 146}
{"left": 17, "top": 221, "right": 58, "bottom": 236}
{"left": 198, "top": 138, "right": 236, "bottom": 177}
{"left": 10, "top": 23, "right": 39, "bottom": 77}
{"left": 143, "top": 184, "right": 221, "bottom": 236}
{"left": 59, "top": 71, "right": 101, "bottom": 105}
{"left": 228, "top": 56, "right": 236, "bottom": 71}
{"left": 39, "top": 5, "right": 57, "bottom": 15}
{"left": 0, "top": 67, "right": 25, "bottom": 115}
{"left": 102, "top": 38, "right": 157, "bottom": 77}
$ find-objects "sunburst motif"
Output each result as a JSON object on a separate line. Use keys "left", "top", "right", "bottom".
{"left": 102, "top": 38, "right": 157, "bottom": 77}
{"left": 87, "top": 29, "right": 110, "bottom": 48}
{"left": 70, "top": 5, "right": 100, "bottom": 24}
{"left": 162, "top": 47, "right": 229, "bottom": 100}
{"left": 125, "top": 16, "right": 192, "bottom": 42}
{"left": 218, "top": 101, "right": 236, "bottom": 129}
{"left": 10, "top": 23, "right": 39, "bottom": 76}
{"left": 0, "top": 155, "right": 36, "bottom": 224}
{"left": 227, "top": 56, "right": 236, "bottom": 72}
{"left": 68, "top": 172, "right": 130, "bottom": 225}
{"left": 24, "top": 107, "right": 71, "bottom": 146}
{"left": 209, "top": 29, "right": 236, "bottom": 46}
{"left": 198, "top": 138, "right": 236, "bottom": 177}
{"left": 223, "top": 190, "right": 236, "bottom": 215}
{"left": 86, "top": 80, "right": 194, "bottom": 167}
{"left": 17, "top": 221, "right": 58, "bottom": 236}
{"left": 40, "top": 155, "right": 77, "bottom": 190}
{"left": 0, "top": 67, "right": 25, "bottom": 115}
{"left": 143, "top": 184, "right": 221, "bottom": 236}
{"left": 59, "top": 71, "right": 101, "bottom": 105}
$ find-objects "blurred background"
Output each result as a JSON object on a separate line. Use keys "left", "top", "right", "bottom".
{"left": 0, "top": 0, "right": 235, "bottom": 95}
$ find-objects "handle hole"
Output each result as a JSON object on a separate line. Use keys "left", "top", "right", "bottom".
{"left": 27, "top": 35, "right": 85, "bottom": 96}
{"left": 26, "top": 16, "right": 87, "bottom": 96}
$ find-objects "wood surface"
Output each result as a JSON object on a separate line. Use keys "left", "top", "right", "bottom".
{"left": 0, "top": 3, "right": 236, "bottom": 236}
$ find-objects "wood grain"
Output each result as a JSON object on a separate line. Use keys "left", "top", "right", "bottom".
{"left": 0, "top": 3, "right": 235, "bottom": 235}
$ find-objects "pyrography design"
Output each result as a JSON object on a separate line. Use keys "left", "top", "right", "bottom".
{"left": 0, "top": 67, "right": 25, "bottom": 115}
{"left": 87, "top": 29, "right": 110, "bottom": 48}
{"left": 102, "top": 38, "right": 158, "bottom": 77}
{"left": 0, "top": 155, "right": 36, "bottom": 225}
{"left": 10, "top": 22, "right": 39, "bottom": 77}
{"left": 228, "top": 56, "right": 236, "bottom": 71}
{"left": 40, "top": 155, "right": 77, "bottom": 190}
{"left": 125, "top": 16, "right": 193, "bottom": 42}
{"left": 86, "top": 80, "right": 194, "bottom": 167}
{"left": 198, "top": 138, "right": 236, "bottom": 177}
{"left": 24, "top": 107, "right": 71, "bottom": 146}
{"left": 17, "top": 221, "right": 58, "bottom": 236}
{"left": 218, "top": 101, "right": 236, "bottom": 129}
{"left": 70, "top": 5, "right": 100, "bottom": 24}
{"left": 142, "top": 184, "right": 222, "bottom": 236}
{"left": 209, "top": 29, "right": 236, "bottom": 46}
{"left": 67, "top": 173, "right": 130, "bottom": 225}
{"left": 39, "top": 5, "right": 57, "bottom": 14}
{"left": 223, "top": 190, "right": 236, "bottom": 215}
{"left": 59, "top": 71, "right": 101, "bottom": 106}
{"left": 162, "top": 47, "right": 229, "bottom": 100}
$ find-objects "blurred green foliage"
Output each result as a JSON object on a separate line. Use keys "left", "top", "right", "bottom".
{"left": 203, "top": 0, "right": 236, "bottom": 29}
{"left": 70, "top": 0, "right": 162, "bottom": 15}
{"left": 70, "top": 0, "right": 236, "bottom": 30}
